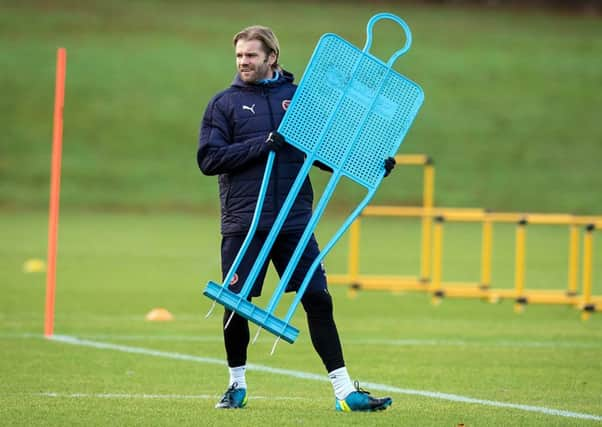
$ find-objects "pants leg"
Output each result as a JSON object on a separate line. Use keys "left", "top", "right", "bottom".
{"left": 220, "top": 233, "right": 270, "bottom": 367}
{"left": 302, "top": 289, "right": 346, "bottom": 373}
{"left": 270, "top": 232, "right": 345, "bottom": 373}
{"left": 223, "top": 308, "right": 249, "bottom": 368}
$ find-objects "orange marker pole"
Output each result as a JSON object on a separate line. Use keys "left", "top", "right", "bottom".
{"left": 45, "top": 48, "right": 67, "bottom": 338}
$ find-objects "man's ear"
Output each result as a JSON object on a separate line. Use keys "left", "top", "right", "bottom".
{"left": 267, "top": 51, "right": 277, "bottom": 67}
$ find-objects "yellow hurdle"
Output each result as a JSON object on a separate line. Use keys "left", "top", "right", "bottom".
{"left": 347, "top": 218, "right": 361, "bottom": 297}
{"left": 480, "top": 216, "right": 493, "bottom": 290}
{"left": 395, "top": 154, "right": 435, "bottom": 282}
{"left": 330, "top": 154, "right": 437, "bottom": 293}
{"left": 420, "top": 159, "right": 435, "bottom": 282}
{"left": 327, "top": 154, "right": 602, "bottom": 318}
{"left": 568, "top": 223, "right": 579, "bottom": 297}
{"left": 513, "top": 219, "right": 528, "bottom": 313}
{"left": 581, "top": 224, "right": 596, "bottom": 320}
{"left": 431, "top": 216, "right": 444, "bottom": 305}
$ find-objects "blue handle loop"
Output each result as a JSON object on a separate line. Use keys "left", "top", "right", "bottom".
{"left": 363, "top": 12, "right": 412, "bottom": 67}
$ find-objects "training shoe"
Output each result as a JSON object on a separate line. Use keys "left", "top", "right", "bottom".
{"left": 215, "top": 383, "right": 247, "bottom": 409}
{"left": 335, "top": 381, "right": 392, "bottom": 412}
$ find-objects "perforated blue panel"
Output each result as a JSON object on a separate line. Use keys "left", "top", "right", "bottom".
{"left": 279, "top": 34, "right": 424, "bottom": 189}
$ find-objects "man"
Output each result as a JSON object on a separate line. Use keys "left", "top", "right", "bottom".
{"left": 197, "top": 25, "right": 396, "bottom": 412}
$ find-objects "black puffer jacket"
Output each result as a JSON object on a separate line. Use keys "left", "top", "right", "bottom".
{"left": 197, "top": 71, "right": 314, "bottom": 236}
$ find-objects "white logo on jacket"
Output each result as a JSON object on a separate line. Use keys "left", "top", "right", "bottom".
{"left": 242, "top": 104, "right": 255, "bottom": 114}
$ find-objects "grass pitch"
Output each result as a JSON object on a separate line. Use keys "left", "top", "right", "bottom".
{"left": 2, "top": 211, "right": 601, "bottom": 426}
{"left": 2, "top": 3, "right": 602, "bottom": 424}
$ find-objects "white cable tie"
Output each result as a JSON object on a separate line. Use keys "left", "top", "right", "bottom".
{"left": 252, "top": 326, "right": 262, "bottom": 344}
{"left": 204, "top": 301, "right": 217, "bottom": 319}
{"left": 223, "top": 311, "right": 236, "bottom": 330}
{"left": 270, "top": 336, "right": 281, "bottom": 356}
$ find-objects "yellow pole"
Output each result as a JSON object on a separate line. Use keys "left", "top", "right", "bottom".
{"left": 480, "top": 215, "right": 493, "bottom": 290}
{"left": 514, "top": 219, "right": 528, "bottom": 313}
{"left": 420, "top": 160, "right": 435, "bottom": 283}
{"left": 581, "top": 224, "right": 595, "bottom": 320}
{"left": 348, "top": 217, "right": 361, "bottom": 298}
{"left": 568, "top": 223, "right": 579, "bottom": 297}
{"left": 431, "top": 216, "right": 444, "bottom": 305}
{"left": 395, "top": 154, "right": 429, "bottom": 165}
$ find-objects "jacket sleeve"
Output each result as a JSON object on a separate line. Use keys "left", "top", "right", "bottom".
{"left": 197, "top": 96, "right": 268, "bottom": 176}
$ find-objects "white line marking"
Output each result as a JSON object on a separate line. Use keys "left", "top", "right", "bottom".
{"left": 4, "top": 332, "right": 601, "bottom": 349}
{"left": 35, "top": 392, "right": 307, "bottom": 401}
{"left": 345, "top": 338, "right": 602, "bottom": 349}
{"left": 47, "top": 334, "right": 602, "bottom": 422}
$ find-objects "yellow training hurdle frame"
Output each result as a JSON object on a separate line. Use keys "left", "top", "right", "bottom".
{"left": 328, "top": 155, "right": 601, "bottom": 318}
{"left": 427, "top": 211, "right": 601, "bottom": 320}
{"left": 329, "top": 154, "right": 435, "bottom": 288}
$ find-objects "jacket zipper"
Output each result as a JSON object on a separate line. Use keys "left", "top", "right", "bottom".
{"left": 264, "top": 87, "right": 279, "bottom": 219}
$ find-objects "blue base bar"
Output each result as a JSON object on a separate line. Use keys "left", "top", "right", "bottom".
{"left": 203, "top": 281, "right": 300, "bottom": 344}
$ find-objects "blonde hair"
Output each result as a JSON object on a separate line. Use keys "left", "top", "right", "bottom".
{"left": 233, "top": 25, "right": 280, "bottom": 70}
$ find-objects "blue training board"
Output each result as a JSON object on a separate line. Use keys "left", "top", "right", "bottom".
{"left": 279, "top": 22, "right": 424, "bottom": 189}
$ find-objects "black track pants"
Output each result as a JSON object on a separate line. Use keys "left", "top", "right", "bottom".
{"left": 223, "top": 289, "right": 345, "bottom": 372}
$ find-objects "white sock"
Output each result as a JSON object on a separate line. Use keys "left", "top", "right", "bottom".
{"left": 328, "top": 366, "right": 355, "bottom": 400}
{"left": 228, "top": 365, "right": 247, "bottom": 389}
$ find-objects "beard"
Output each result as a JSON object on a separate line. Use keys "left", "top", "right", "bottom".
{"left": 238, "top": 62, "right": 272, "bottom": 83}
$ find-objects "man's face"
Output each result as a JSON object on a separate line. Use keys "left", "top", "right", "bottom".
{"left": 235, "top": 39, "right": 275, "bottom": 83}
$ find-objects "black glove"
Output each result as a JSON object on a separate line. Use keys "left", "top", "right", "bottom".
{"left": 265, "top": 131, "right": 286, "bottom": 152}
{"left": 384, "top": 156, "right": 396, "bottom": 177}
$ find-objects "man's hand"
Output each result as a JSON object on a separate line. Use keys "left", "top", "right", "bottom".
{"left": 266, "top": 131, "right": 286, "bottom": 152}
{"left": 384, "top": 156, "right": 396, "bottom": 177}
